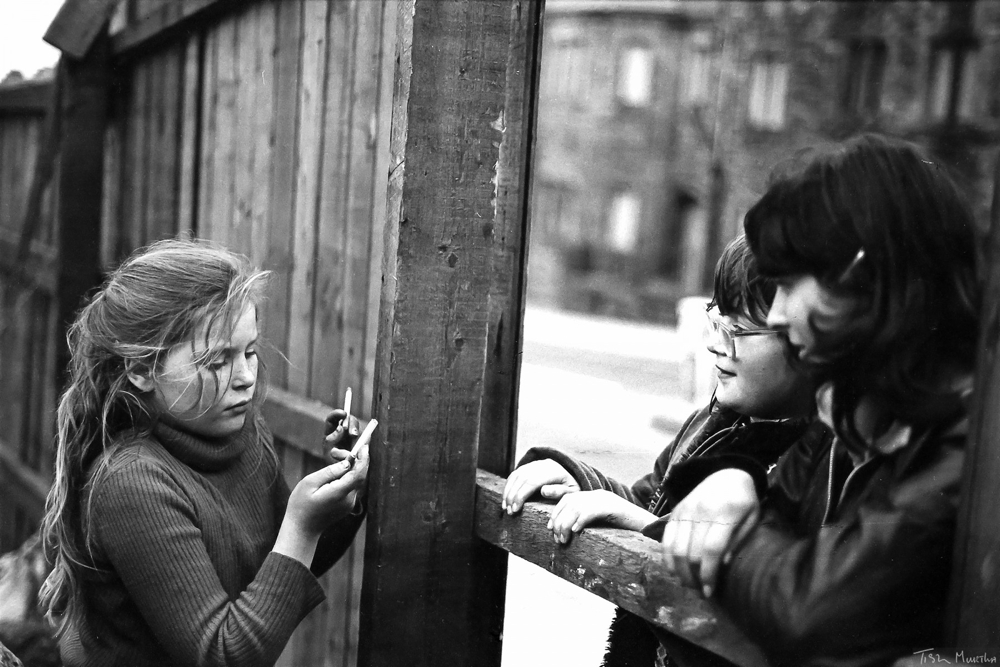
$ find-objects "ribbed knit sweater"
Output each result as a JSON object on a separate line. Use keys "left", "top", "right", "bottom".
{"left": 60, "top": 414, "right": 362, "bottom": 667}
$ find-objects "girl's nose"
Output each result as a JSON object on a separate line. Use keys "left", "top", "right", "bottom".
{"left": 231, "top": 355, "right": 256, "bottom": 388}
{"left": 767, "top": 285, "right": 791, "bottom": 330}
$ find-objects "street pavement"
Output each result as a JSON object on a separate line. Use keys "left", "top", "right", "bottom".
{"left": 501, "top": 304, "right": 712, "bottom": 667}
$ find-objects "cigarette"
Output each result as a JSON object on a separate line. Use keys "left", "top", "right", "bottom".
{"left": 348, "top": 418, "right": 378, "bottom": 461}
{"left": 343, "top": 387, "right": 352, "bottom": 427}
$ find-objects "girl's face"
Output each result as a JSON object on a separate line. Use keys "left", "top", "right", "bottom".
{"left": 766, "top": 275, "right": 856, "bottom": 363}
{"left": 707, "top": 307, "right": 813, "bottom": 419}
{"left": 146, "top": 303, "right": 259, "bottom": 438}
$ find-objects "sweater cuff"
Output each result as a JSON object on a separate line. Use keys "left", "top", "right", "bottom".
{"left": 516, "top": 446, "right": 604, "bottom": 492}
{"left": 264, "top": 551, "right": 327, "bottom": 618}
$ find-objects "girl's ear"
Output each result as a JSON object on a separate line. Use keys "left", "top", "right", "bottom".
{"left": 126, "top": 363, "right": 155, "bottom": 393}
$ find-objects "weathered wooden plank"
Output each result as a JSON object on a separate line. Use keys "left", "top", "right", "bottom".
{"left": 99, "top": 111, "right": 124, "bottom": 269}
{"left": 360, "top": 0, "right": 396, "bottom": 416}
{"left": 44, "top": 0, "right": 121, "bottom": 59}
{"left": 358, "top": 1, "right": 519, "bottom": 664}
{"left": 262, "top": 0, "right": 303, "bottom": 390}
{"left": 473, "top": 1, "right": 544, "bottom": 655}
{"left": 195, "top": 27, "right": 219, "bottom": 241}
{"left": 308, "top": 0, "right": 354, "bottom": 405}
{"left": 474, "top": 470, "right": 773, "bottom": 667}
{"left": 947, "top": 146, "right": 1000, "bottom": 648}
{"left": 0, "top": 121, "right": 16, "bottom": 232}
{"left": 123, "top": 57, "right": 150, "bottom": 253}
{"left": 110, "top": 0, "right": 242, "bottom": 60}
{"left": 287, "top": 0, "right": 329, "bottom": 396}
{"left": 146, "top": 48, "right": 182, "bottom": 242}
{"left": 0, "top": 438, "right": 50, "bottom": 519}
{"left": 336, "top": 0, "right": 382, "bottom": 407}
{"left": 0, "top": 81, "right": 52, "bottom": 115}
{"left": 53, "top": 30, "right": 109, "bottom": 392}
{"left": 248, "top": 3, "right": 276, "bottom": 271}
{"left": 176, "top": 34, "right": 201, "bottom": 237}
{"left": 260, "top": 387, "right": 330, "bottom": 459}
{"left": 205, "top": 14, "right": 238, "bottom": 249}
{"left": 229, "top": 3, "right": 259, "bottom": 260}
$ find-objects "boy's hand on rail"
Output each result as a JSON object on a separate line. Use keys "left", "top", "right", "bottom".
{"left": 661, "top": 469, "right": 760, "bottom": 599}
{"left": 502, "top": 460, "right": 580, "bottom": 514}
{"left": 548, "top": 490, "right": 657, "bottom": 543}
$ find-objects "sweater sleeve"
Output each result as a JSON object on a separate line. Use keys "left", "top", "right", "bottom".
{"left": 90, "top": 458, "right": 325, "bottom": 667}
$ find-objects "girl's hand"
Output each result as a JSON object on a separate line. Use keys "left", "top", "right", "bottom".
{"left": 548, "top": 490, "right": 656, "bottom": 543}
{"left": 287, "top": 446, "right": 370, "bottom": 536}
{"left": 661, "top": 469, "right": 760, "bottom": 599}
{"left": 502, "top": 459, "right": 580, "bottom": 515}
{"left": 324, "top": 409, "right": 364, "bottom": 459}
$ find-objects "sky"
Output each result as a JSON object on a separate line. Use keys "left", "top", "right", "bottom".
{"left": 0, "top": 0, "right": 64, "bottom": 80}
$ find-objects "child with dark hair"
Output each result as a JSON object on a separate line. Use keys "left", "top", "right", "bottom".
{"left": 502, "top": 234, "right": 823, "bottom": 667}
{"left": 662, "top": 133, "right": 981, "bottom": 665}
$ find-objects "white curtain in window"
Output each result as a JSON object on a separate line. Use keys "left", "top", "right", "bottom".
{"left": 609, "top": 193, "right": 641, "bottom": 252}
{"left": 617, "top": 47, "right": 653, "bottom": 107}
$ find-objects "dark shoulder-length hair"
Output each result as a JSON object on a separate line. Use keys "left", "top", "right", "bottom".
{"left": 709, "top": 233, "right": 776, "bottom": 327}
{"left": 743, "top": 133, "right": 981, "bottom": 432}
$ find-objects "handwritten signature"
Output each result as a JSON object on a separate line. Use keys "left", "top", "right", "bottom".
{"left": 913, "top": 648, "right": 998, "bottom": 664}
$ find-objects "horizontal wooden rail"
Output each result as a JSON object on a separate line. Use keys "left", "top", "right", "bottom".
{"left": 474, "top": 469, "right": 772, "bottom": 667}
{"left": 0, "top": 81, "right": 52, "bottom": 115}
{"left": 261, "top": 387, "right": 333, "bottom": 460}
{"left": 0, "top": 440, "right": 51, "bottom": 518}
{"left": 110, "top": 0, "right": 241, "bottom": 59}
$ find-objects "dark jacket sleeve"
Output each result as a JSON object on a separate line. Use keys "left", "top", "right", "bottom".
{"left": 719, "top": 427, "right": 965, "bottom": 667}
{"left": 516, "top": 447, "right": 638, "bottom": 503}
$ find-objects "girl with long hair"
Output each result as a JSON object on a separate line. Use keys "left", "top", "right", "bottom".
{"left": 662, "top": 133, "right": 981, "bottom": 665}
{"left": 39, "top": 238, "right": 370, "bottom": 667}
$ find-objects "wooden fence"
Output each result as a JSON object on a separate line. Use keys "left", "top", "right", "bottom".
{"left": 1, "top": 0, "right": 998, "bottom": 665}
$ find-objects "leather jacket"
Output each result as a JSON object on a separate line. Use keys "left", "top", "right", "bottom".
{"left": 719, "top": 412, "right": 967, "bottom": 666}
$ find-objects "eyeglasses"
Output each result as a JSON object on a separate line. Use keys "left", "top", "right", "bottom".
{"left": 706, "top": 310, "right": 783, "bottom": 359}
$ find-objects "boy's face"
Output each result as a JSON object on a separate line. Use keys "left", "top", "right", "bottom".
{"left": 143, "top": 303, "right": 259, "bottom": 438}
{"left": 707, "top": 307, "right": 813, "bottom": 419}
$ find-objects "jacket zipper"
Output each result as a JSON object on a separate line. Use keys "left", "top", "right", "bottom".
{"left": 821, "top": 437, "right": 875, "bottom": 525}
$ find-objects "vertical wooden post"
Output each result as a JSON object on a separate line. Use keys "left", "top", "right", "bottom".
{"left": 359, "top": 1, "right": 541, "bottom": 665}
{"left": 54, "top": 30, "right": 110, "bottom": 387}
{"left": 474, "top": 0, "right": 543, "bottom": 660}
{"left": 947, "top": 157, "right": 1000, "bottom": 650}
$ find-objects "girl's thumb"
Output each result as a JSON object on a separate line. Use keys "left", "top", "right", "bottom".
{"left": 310, "top": 460, "right": 351, "bottom": 487}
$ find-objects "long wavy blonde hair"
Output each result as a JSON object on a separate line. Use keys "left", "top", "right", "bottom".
{"left": 39, "top": 238, "right": 274, "bottom": 634}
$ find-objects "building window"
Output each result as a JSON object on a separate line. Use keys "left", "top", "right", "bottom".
{"left": 927, "top": 39, "right": 979, "bottom": 123}
{"left": 607, "top": 192, "right": 641, "bottom": 253}
{"left": 748, "top": 58, "right": 788, "bottom": 130}
{"left": 684, "top": 31, "right": 715, "bottom": 105}
{"left": 616, "top": 46, "right": 654, "bottom": 108}
{"left": 844, "top": 39, "right": 887, "bottom": 118}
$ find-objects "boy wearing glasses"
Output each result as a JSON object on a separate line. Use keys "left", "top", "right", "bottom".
{"left": 501, "top": 234, "right": 826, "bottom": 667}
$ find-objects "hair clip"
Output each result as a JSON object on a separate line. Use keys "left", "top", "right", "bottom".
{"left": 837, "top": 248, "right": 866, "bottom": 285}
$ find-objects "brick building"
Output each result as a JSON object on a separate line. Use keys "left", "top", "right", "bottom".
{"left": 528, "top": 0, "right": 1000, "bottom": 323}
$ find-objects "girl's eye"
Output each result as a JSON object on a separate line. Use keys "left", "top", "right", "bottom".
{"left": 207, "top": 358, "right": 229, "bottom": 371}
{"left": 245, "top": 349, "right": 257, "bottom": 360}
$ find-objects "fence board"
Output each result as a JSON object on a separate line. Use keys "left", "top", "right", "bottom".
{"left": 206, "top": 14, "right": 238, "bottom": 249}
{"left": 309, "top": 0, "right": 353, "bottom": 405}
{"left": 287, "top": 0, "right": 329, "bottom": 395}
{"left": 338, "top": 0, "right": 382, "bottom": 404}
{"left": 475, "top": 470, "right": 774, "bottom": 667}
{"left": 361, "top": 0, "right": 397, "bottom": 416}
{"left": 249, "top": 5, "right": 276, "bottom": 270}
{"left": 177, "top": 34, "right": 201, "bottom": 237}
{"left": 124, "top": 57, "right": 150, "bottom": 253}
{"left": 263, "top": 0, "right": 303, "bottom": 390}
{"left": 359, "top": 2, "right": 518, "bottom": 664}
{"left": 196, "top": 26, "right": 219, "bottom": 243}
